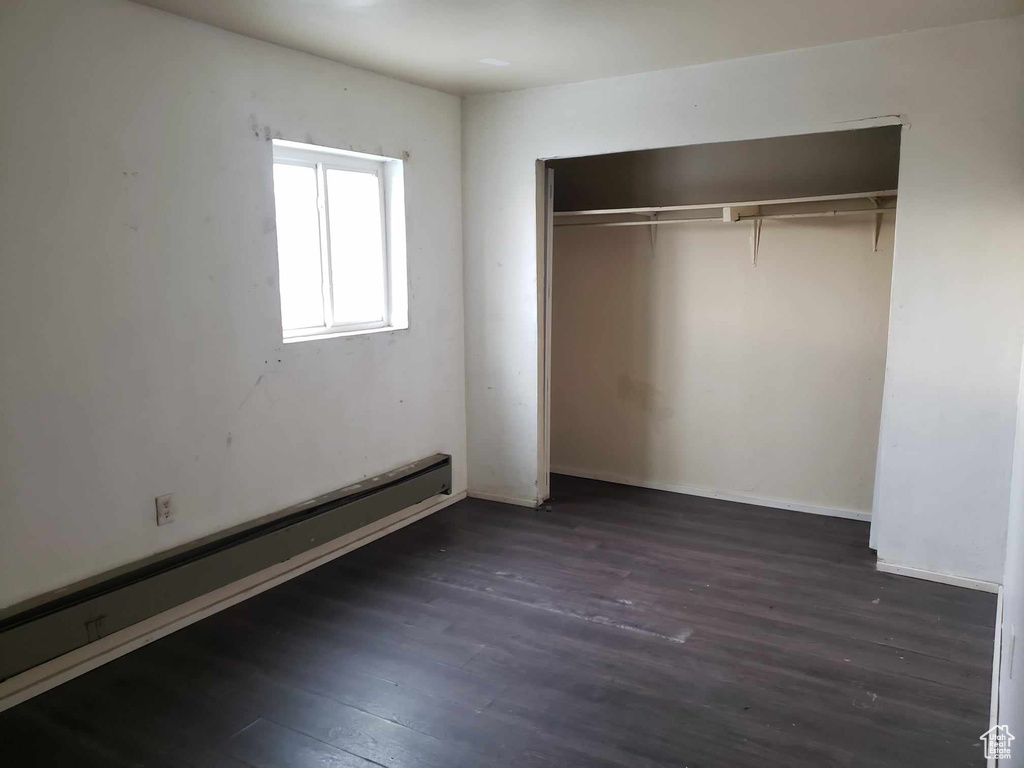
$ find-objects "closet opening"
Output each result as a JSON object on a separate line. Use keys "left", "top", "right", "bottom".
{"left": 538, "top": 126, "right": 902, "bottom": 526}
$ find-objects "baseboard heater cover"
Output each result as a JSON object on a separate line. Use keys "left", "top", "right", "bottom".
{"left": 0, "top": 454, "right": 452, "bottom": 682}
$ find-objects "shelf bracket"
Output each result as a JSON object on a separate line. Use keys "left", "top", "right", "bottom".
{"left": 723, "top": 205, "right": 762, "bottom": 265}
{"left": 649, "top": 212, "right": 658, "bottom": 254}
{"left": 868, "top": 196, "right": 882, "bottom": 252}
{"left": 751, "top": 219, "right": 763, "bottom": 266}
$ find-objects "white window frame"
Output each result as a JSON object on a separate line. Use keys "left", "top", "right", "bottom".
{"left": 271, "top": 140, "right": 408, "bottom": 342}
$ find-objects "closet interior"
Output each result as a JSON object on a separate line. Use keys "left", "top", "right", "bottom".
{"left": 546, "top": 126, "right": 902, "bottom": 520}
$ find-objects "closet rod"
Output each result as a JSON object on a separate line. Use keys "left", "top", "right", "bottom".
{"left": 555, "top": 207, "right": 896, "bottom": 229}
{"left": 553, "top": 189, "right": 898, "bottom": 218}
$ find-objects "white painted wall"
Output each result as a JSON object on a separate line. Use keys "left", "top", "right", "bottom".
{"left": 0, "top": 0, "right": 466, "bottom": 609}
{"left": 999, "top": 349, "right": 1024, "bottom": 742}
{"left": 551, "top": 214, "right": 893, "bottom": 517}
{"left": 463, "top": 17, "right": 1024, "bottom": 583}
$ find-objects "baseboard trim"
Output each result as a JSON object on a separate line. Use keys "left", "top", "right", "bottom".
{"left": 875, "top": 559, "right": 1001, "bottom": 593}
{"left": 550, "top": 466, "right": 870, "bottom": 522}
{"left": 988, "top": 586, "right": 1003, "bottom": 768}
{"left": 1, "top": 455, "right": 453, "bottom": 682}
{"left": 0, "top": 489, "right": 466, "bottom": 713}
{"left": 467, "top": 490, "right": 539, "bottom": 508}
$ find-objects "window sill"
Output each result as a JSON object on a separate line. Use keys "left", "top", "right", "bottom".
{"left": 283, "top": 324, "right": 409, "bottom": 344}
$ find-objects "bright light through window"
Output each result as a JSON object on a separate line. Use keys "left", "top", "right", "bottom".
{"left": 270, "top": 140, "right": 407, "bottom": 341}
{"left": 326, "top": 169, "right": 386, "bottom": 325}
{"left": 273, "top": 163, "right": 325, "bottom": 331}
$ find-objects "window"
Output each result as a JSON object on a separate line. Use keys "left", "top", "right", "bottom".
{"left": 271, "top": 140, "right": 408, "bottom": 341}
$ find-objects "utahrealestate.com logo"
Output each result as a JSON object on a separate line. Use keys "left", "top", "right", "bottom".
{"left": 980, "top": 725, "right": 1014, "bottom": 760}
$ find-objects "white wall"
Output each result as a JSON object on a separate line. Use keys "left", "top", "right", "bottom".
{"left": 1000, "top": 349, "right": 1024, "bottom": 743}
{"left": 551, "top": 214, "right": 893, "bottom": 517}
{"left": 0, "top": 0, "right": 466, "bottom": 609}
{"left": 463, "top": 17, "right": 1024, "bottom": 583}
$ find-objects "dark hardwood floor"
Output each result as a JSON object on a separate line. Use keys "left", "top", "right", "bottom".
{"left": 0, "top": 475, "right": 997, "bottom": 767}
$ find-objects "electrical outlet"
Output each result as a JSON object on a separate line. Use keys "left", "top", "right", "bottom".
{"left": 155, "top": 494, "right": 175, "bottom": 526}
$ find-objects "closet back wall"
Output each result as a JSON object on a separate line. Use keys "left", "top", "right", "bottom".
{"left": 551, "top": 215, "right": 894, "bottom": 517}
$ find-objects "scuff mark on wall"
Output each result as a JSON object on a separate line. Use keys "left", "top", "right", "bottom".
{"left": 238, "top": 374, "right": 265, "bottom": 411}
{"left": 617, "top": 375, "right": 674, "bottom": 421}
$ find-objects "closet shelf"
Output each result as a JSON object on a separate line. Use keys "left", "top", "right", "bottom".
{"left": 553, "top": 189, "right": 897, "bottom": 219}
{"left": 553, "top": 189, "right": 898, "bottom": 264}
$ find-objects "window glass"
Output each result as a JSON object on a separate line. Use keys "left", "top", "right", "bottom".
{"left": 272, "top": 163, "right": 324, "bottom": 331}
{"left": 326, "top": 168, "right": 386, "bottom": 325}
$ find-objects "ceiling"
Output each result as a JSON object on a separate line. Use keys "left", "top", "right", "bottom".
{"left": 132, "top": 0, "right": 1024, "bottom": 95}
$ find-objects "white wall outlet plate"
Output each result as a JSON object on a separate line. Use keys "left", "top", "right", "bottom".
{"left": 155, "top": 494, "right": 175, "bottom": 526}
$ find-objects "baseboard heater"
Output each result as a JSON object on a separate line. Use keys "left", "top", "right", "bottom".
{"left": 0, "top": 453, "right": 452, "bottom": 682}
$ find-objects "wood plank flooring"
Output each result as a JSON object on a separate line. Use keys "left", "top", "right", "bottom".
{"left": 0, "top": 475, "right": 997, "bottom": 766}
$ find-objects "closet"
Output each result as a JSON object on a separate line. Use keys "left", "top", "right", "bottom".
{"left": 545, "top": 127, "right": 901, "bottom": 519}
